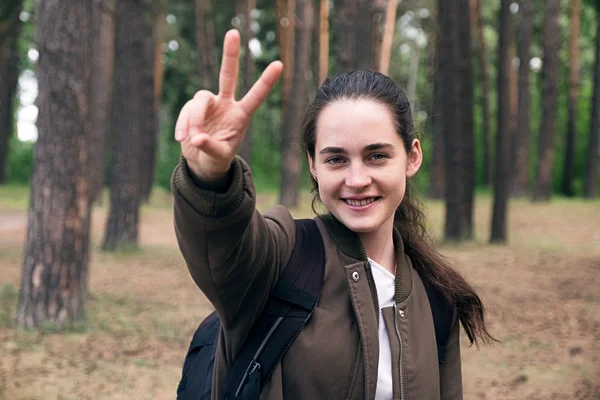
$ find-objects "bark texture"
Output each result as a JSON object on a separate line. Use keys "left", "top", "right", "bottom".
{"left": 16, "top": 0, "right": 93, "bottom": 329}
{"left": 103, "top": 0, "right": 147, "bottom": 250}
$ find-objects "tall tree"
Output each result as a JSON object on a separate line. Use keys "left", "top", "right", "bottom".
{"left": 336, "top": 0, "right": 381, "bottom": 71}
{"left": 195, "top": 0, "right": 219, "bottom": 93}
{"left": 512, "top": 0, "right": 534, "bottom": 197}
{"left": 561, "top": 0, "right": 581, "bottom": 197}
{"left": 458, "top": 0, "right": 475, "bottom": 238}
{"left": 490, "top": 0, "right": 512, "bottom": 243}
{"left": 532, "top": 0, "right": 561, "bottom": 201}
{"left": 318, "top": 0, "right": 329, "bottom": 84}
{"left": 439, "top": 0, "right": 474, "bottom": 241}
{"left": 429, "top": 6, "right": 444, "bottom": 199}
{"left": 0, "top": 0, "right": 22, "bottom": 184}
{"left": 584, "top": 4, "right": 600, "bottom": 198}
{"left": 89, "top": 0, "right": 116, "bottom": 203}
{"left": 103, "top": 0, "right": 148, "bottom": 250}
{"left": 471, "top": 0, "right": 492, "bottom": 187}
{"left": 16, "top": 0, "right": 93, "bottom": 329}
{"left": 140, "top": 0, "right": 160, "bottom": 202}
{"left": 238, "top": 0, "right": 257, "bottom": 164}
{"left": 276, "top": 0, "right": 295, "bottom": 110}
{"left": 280, "top": 0, "right": 313, "bottom": 207}
{"left": 378, "top": 0, "right": 398, "bottom": 75}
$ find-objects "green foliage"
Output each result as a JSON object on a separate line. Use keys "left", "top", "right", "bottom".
{"left": 0, "top": 283, "right": 18, "bottom": 328}
{"left": 5, "top": 135, "right": 33, "bottom": 184}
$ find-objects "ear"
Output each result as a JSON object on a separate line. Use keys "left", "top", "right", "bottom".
{"left": 308, "top": 151, "right": 318, "bottom": 181}
{"left": 405, "top": 139, "right": 422, "bottom": 178}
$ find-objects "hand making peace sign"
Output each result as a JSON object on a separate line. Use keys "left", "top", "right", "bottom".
{"left": 174, "top": 29, "right": 283, "bottom": 181}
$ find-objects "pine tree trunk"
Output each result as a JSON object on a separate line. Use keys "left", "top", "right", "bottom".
{"left": 584, "top": 10, "right": 600, "bottom": 198}
{"left": 512, "top": 0, "right": 533, "bottom": 197}
{"left": 280, "top": 0, "right": 313, "bottom": 207}
{"left": 430, "top": 8, "right": 444, "bottom": 200}
{"left": 140, "top": 0, "right": 158, "bottom": 202}
{"left": 490, "top": 0, "right": 511, "bottom": 243}
{"left": 336, "top": 0, "right": 379, "bottom": 71}
{"left": 458, "top": 0, "right": 475, "bottom": 238}
{"left": 103, "top": 0, "right": 146, "bottom": 250}
{"left": 561, "top": 0, "right": 580, "bottom": 197}
{"left": 318, "top": 0, "right": 329, "bottom": 84}
{"left": 0, "top": 0, "right": 22, "bottom": 184}
{"left": 195, "top": 0, "right": 219, "bottom": 93}
{"left": 15, "top": 0, "right": 93, "bottom": 329}
{"left": 533, "top": 0, "right": 561, "bottom": 202}
{"left": 472, "top": 0, "right": 492, "bottom": 187}
{"left": 89, "top": 0, "right": 115, "bottom": 204}
{"left": 378, "top": 0, "right": 398, "bottom": 75}
{"left": 238, "top": 0, "right": 257, "bottom": 165}
{"left": 441, "top": 0, "right": 469, "bottom": 241}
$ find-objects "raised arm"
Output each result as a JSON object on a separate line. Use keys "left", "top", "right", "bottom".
{"left": 171, "top": 30, "right": 291, "bottom": 336}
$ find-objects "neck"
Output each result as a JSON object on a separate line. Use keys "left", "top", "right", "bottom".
{"left": 358, "top": 219, "right": 396, "bottom": 275}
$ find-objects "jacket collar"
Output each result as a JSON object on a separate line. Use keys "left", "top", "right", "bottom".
{"left": 318, "top": 213, "right": 412, "bottom": 304}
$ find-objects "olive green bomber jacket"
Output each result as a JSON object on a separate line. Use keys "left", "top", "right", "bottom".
{"left": 171, "top": 156, "right": 463, "bottom": 400}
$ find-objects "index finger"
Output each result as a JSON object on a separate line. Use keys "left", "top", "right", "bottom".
{"left": 218, "top": 30, "right": 241, "bottom": 99}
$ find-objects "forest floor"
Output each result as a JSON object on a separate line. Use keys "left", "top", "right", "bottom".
{"left": 0, "top": 186, "right": 599, "bottom": 400}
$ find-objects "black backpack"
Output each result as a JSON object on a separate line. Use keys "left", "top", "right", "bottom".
{"left": 176, "top": 219, "right": 453, "bottom": 400}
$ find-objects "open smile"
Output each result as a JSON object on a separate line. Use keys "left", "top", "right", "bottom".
{"left": 342, "top": 197, "right": 381, "bottom": 209}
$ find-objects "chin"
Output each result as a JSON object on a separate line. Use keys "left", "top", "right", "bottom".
{"left": 337, "top": 215, "right": 380, "bottom": 233}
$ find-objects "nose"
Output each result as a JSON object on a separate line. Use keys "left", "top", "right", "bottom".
{"left": 345, "top": 163, "right": 372, "bottom": 189}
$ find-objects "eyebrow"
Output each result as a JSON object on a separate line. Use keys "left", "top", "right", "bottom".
{"left": 319, "top": 142, "right": 395, "bottom": 155}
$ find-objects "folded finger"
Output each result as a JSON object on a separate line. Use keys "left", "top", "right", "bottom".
{"left": 174, "top": 101, "right": 192, "bottom": 142}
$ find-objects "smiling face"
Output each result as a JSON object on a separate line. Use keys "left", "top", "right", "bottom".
{"left": 308, "top": 98, "right": 422, "bottom": 236}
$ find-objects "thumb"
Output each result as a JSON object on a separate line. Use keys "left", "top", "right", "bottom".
{"left": 190, "top": 134, "right": 232, "bottom": 162}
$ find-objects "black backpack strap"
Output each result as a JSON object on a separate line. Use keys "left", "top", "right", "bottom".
{"left": 422, "top": 279, "right": 454, "bottom": 364}
{"left": 220, "top": 219, "right": 325, "bottom": 400}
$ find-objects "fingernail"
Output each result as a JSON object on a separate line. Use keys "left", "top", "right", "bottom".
{"left": 175, "top": 129, "right": 184, "bottom": 141}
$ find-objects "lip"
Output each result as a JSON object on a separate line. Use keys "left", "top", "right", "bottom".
{"left": 342, "top": 197, "right": 381, "bottom": 211}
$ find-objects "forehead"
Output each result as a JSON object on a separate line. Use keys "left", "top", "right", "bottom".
{"left": 315, "top": 99, "right": 400, "bottom": 149}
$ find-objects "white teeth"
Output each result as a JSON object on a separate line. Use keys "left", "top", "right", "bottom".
{"left": 346, "top": 198, "right": 376, "bottom": 207}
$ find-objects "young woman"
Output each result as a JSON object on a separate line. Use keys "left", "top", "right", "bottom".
{"left": 172, "top": 30, "right": 493, "bottom": 400}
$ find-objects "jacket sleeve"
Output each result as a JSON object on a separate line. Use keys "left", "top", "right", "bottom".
{"left": 171, "top": 155, "right": 296, "bottom": 346}
{"left": 439, "top": 309, "right": 463, "bottom": 399}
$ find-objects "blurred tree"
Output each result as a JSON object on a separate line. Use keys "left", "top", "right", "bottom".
{"left": 318, "top": 0, "right": 329, "bottom": 84}
{"left": 280, "top": 0, "right": 313, "bottom": 207}
{"left": 429, "top": 5, "right": 444, "bottom": 199}
{"left": 584, "top": 1, "right": 600, "bottom": 198}
{"left": 0, "top": 0, "right": 22, "bottom": 184}
{"left": 140, "top": 0, "right": 161, "bottom": 202}
{"left": 561, "top": 0, "right": 581, "bottom": 197}
{"left": 533, "top": 0, "right": 560, "bottom": 201}
{"left": 490, "top": 0, "right": 511, "bottom": 243}
{"left": 377, "top": 0, "right": 398, "bottom": 76}
{"left": 512, "top": 0, "right": 533, "bottom": 197}
{"left": 238, "top": 0, "right": 257, "bottom": 164}
{"left": 195, "top": 0, "right": 219, "bottom": 93}
{"left": 89, "top": 0, "right": 115, "bottom": 204}
{"left": 459, "top": 0, "right": 475, "bottom": 237}
{"left": 439, "top": 0, "right": 474, "bottom": 241}
{"left": 103, "top": 0, "right": 150, "bottom": 250}
{"left": 16, "top": 0, "right": 93, "bottom": 329}
{"left": 471, "top": 0, "right": 492, "bottom": 187}
{"left": 336, "top": 0, "right": 382, "bottom": 71}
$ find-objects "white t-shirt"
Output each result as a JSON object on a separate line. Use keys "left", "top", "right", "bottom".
{"left": 368, "top": 258, "right": 396, "bottom": 400}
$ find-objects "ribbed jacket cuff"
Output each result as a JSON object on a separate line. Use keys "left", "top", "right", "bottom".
{"left": 171, "top": 155, "right": 245, "bottom": 218}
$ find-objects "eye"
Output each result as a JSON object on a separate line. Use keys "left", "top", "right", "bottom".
{"left": 325, "top": 156, "right": 346, "bottom": 164}
{"left": 369, "top": 153, "right": 389, "bottom": 162}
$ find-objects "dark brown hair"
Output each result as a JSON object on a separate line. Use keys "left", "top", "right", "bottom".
{"left": 300, "top": 70, "right": 495, "bottom": 346}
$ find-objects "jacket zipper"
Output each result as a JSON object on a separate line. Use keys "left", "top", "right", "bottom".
{"left": 393, "top": 303, "right": 405, "bottom": 400}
